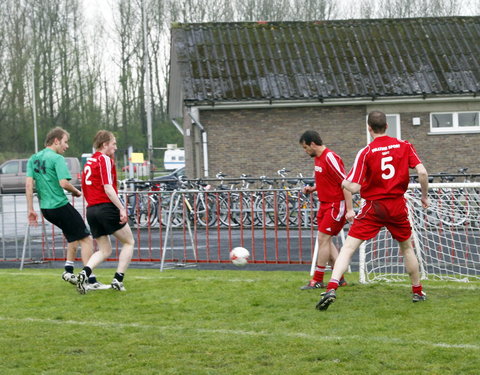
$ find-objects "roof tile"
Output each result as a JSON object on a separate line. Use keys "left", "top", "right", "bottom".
{"left": 171, "top": 17, "right": 480, "bottom": 103}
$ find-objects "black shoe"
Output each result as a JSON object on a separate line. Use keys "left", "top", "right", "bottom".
{"left": 412, "top": 292, "right": 427, "bottom": 302}
{"left": 300, "top": 280, "right": 325, "bottom": 290}
{"left": 316, "top": 289, "right": 336, "bottom": 311}
{"left": 76, "top": 270, "right": 89, "bottom": 295}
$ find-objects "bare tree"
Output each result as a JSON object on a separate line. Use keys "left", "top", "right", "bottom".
{"left": 289, "top": 0, "right": 338, "bottom": 21}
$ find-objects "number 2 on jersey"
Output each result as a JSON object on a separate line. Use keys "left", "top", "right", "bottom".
{"left": 84, "top": 165, "right": 92, "bottom": 185}
{"left": 381, "top": 156, "right": 395, "bottom": 180}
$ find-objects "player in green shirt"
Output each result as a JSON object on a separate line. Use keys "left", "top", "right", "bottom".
{"left": 26, "top": 127, "right": 107, "bottom": 290}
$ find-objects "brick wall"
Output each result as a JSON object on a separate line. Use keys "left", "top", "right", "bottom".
{"left": 196, "top": 106, "right": 365, "bottom": 179}
{"left": 186, "top": 105, "right": 480, "bottom": 179}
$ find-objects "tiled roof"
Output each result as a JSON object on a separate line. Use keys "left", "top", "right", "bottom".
{"left": 170, "top": 17, "right": 480, "bottom": 105}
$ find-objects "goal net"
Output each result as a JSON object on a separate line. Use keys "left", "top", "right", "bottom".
{"left": 359, "top": 183, "right": 480, "bottom": 283}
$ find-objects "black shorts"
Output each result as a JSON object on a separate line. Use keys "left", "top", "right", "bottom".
{"left": 87, "top": 202, "right": 126, "bottom": 239}
{"left": 41, "top": 203, "right": 91, "bottom": 243}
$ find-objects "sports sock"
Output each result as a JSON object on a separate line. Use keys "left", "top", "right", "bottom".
{"left": 114, "top": 272, "right": 124, "bottom": 282}
{"left": 82, "top": 266, "right": 92, "bottom": 277}
{"left": 326, "top": 278, "right": 340, "bottom": 291}
{"left": 88, "top": 274, "right": 98, "bottom": 283}
{"left": 412, "top": 284, "right": 423, "bottom": 295}
{"left": 64, "top": 261, "right": 74, "bottom": 273}
{"left": 313, "top": 266, "right": 326, "bottom": 283}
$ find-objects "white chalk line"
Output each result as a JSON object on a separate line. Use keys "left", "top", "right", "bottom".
{"left": 0, "top": 316, "right": 477, "bottom": 351}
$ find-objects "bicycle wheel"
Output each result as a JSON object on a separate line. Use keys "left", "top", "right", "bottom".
{"left": 254, "top": 192, "right": 280, "bottom": 227}
{"left": 158, "top": 192, "right": 184, "bottom": 228}
{"left": 218, "top": 192, "right": 249, "bottom": 227}
{"left": 132, "top": 194, "right": 158, "bottom": 228}
{"left": 195, "top": 192, "right": 218, "bottom": 227}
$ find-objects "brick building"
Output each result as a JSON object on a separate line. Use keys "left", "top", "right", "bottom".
{"left": 168, "top": 17, "right": 480, "bottom": 179}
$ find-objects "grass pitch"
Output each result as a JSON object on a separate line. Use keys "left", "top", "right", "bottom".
{"left": 0, "top": 268, "right": 478, "bottom": 375}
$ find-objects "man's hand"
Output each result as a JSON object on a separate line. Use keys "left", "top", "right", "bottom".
{"left": 345, "top": 209, "right": 356, "bottom": 223}
{"left": 72, "top": 189, "right": 82, "bottom": 198}
{"left": 28, "top": 210, "right": 38, "bottom": 226}
{"left": 119, "top": 208, "right": 128, "bottom": 224}
{"left": 302, "top": 185, "right": 316, "bottom": 194}
{"left": 421, "top": 196, "right": 430, "bottom": 209}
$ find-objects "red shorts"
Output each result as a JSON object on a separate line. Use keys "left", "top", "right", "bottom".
{"left": 317, "top": 200, "right": 347, "bottom": 236}
{"left": 348, "top": 196, "right": 411, "bottom": 242}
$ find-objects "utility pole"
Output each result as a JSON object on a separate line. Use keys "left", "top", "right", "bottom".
{"left": 32, "top": 68, "right": 38, "bottom": 153}
{"left": 142, "top": 0, "right": 153, "bottom": 178}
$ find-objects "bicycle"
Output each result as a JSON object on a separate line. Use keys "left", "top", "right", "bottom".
{"left": 118, "top": 179, "right": 158, "bottom": 228}
{"left": 157, "top": 176, "right": 218, "bottom": 228}
{"left": 215, "top": 172, "right": 250, "bottom": 227}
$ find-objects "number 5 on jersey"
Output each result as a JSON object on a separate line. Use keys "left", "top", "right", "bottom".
{"left": 381, "top": 156, "right": 395, "bottom": 180}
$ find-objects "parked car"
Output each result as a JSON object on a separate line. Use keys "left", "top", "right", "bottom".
{"left": 152, "top": 167, "right": 186, "bottom": 190}
{"left": 122, "top": 162, "right": 157, "bottom": 173}
{"left": 0, "top": 157, "right": 81, "bottom": 194}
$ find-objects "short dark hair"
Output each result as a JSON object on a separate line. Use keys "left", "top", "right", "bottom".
{"left": 367, "top": 111, "right": 387, "bottom": 133}
{"left": 45, "top": 127, "right": 69, "bottom": 146}
{"left": 299, "top": 130, "right": 323, "bottom": 146}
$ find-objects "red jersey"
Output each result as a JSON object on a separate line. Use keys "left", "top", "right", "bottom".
{"left": 82, "top": 151, "right": 118, "bottom": 207}
{"left": 346, "top": 136, "right": 422, "bottom": 200}
{"left": 314, "top": 148, "right": 347, "bottom": 202}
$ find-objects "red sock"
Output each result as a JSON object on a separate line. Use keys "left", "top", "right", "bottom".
{"left": 326, "top": 278, "right": 340, "bottom": 291}
{"left": 313, "top": 266, "right": 326, "bottom": 283}
{"left": 412, "top": 284, "right": 423, "bottom": 294}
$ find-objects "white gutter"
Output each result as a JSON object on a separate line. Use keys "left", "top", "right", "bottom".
{"left": 170, "top": 118, "right": 184, "bottom": 136}
{"left": 188, "top": 109, "right": 209, "bottom": 177}
{"left": 191, "top": 94, "right": 479, "bottom": 110}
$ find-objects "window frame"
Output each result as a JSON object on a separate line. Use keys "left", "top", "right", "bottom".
{"left": 366, "top": 113, "right": 401, "bottom": 143}
{"left": 430, "top": 111, "right": 480, "bottom": 134}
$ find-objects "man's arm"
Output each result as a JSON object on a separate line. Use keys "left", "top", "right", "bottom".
{"left": 104, "top": 184, "right": 128, "bottom": 224}
{"left": 25, "top": 177, "right": 38, "bottom": 226}
{"left": 302, "top": 184, "right": 316, "bottom": 194}
{"left": 59, "top": 179, "right": 82, "bottom": 197}
{"left": 342, "top": 188, "right": 355, "bottom": 222}
{"left": 342, "top": 179, "right": 361, "bottom": 194}
{"left": 414, "top": 163, "right": 430, "bottom": 208}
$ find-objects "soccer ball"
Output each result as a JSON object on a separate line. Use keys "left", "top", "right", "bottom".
{"left": 229, "top": 247, "right": 250, "bottom": 267}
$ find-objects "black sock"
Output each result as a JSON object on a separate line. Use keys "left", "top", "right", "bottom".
{"left": 65, "top": 265, "right": 74, "bottom": 273}
{"left": 83, "top": 266, "right": 92, "bottom": 277}
{"left": 114, "top": 272, "right": 124, "bottom": 282}
{"left": 88, "top": 274, "right": 97, "bottom": 283}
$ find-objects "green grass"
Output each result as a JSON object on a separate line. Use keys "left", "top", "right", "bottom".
{"left": 0, "top": 269, "right": 478, "bottom": 375}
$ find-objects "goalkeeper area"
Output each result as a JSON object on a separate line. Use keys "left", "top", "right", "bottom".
{"left": 360, "top": 183, "right": 480, "bottom": 283}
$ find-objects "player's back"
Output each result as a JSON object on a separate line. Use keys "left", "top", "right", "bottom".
{"left": 82, "top": 151, "right": 116, "bottom": 206}
{"left": 350, "top": 136, "right": 419, "bottom": 200}
{"left": 27, "top": 148, "right": 70, "bottom": 209}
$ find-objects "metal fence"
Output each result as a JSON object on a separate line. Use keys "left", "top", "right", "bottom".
{"left": 1, "top": 189, "right": 335, "bottom": 267}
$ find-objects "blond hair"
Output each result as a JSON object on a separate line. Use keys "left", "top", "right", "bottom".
{"left": 93, "top": 130, "right": 114, "bottom": 150}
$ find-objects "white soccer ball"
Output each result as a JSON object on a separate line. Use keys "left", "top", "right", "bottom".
{"left": 229, "top": 247, "right": 250, "bottom": 267}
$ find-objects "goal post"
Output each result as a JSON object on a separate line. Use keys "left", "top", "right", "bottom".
{"left": 359, "top": 182, "right": 480, "bottom": 283}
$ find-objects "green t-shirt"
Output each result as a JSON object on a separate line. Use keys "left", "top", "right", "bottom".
{"left": 27, "top": 148, "right": 72, "bottom": 209}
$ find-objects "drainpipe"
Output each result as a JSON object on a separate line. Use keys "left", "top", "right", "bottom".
{"left": 188, "top": 109, "right": 209, "bottom": 177}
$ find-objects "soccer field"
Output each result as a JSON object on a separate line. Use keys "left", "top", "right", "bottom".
{"left": 0, "top": 269, "right": 478, "bottom": 375}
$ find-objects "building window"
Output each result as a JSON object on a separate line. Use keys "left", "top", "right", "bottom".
{"left": 366, "top": 114, "right": 400, "bottom": 143}
{"left": 430, "top": 112, "right": 480, "bottom": 133}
